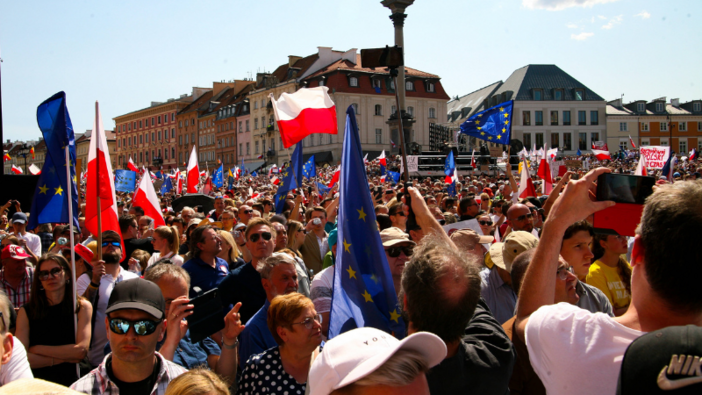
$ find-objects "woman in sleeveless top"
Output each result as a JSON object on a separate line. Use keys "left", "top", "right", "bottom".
{"left": 16, "top": 254, "right": 92, "bottom": 386}
{"left": 147, "top": 226, "right": 183, "bottom": 267}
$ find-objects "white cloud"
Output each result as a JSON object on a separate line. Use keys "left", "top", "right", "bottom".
{"left": 635, "top": 11, "right": 651, "bottom": 19}
{"left": 522, "top": 0, "right": 619, "bottom": 11}
{"left": 571, "top": 32, "right": 595, "bottom": 40}
{"left": 598, "top": 15, "right": 608, "bottom": 20}
{"left": 601, "top": 15, "right": 623, "bottom": 29}
{"left": 566, "top": 23, "right": 578, "bottom": 28}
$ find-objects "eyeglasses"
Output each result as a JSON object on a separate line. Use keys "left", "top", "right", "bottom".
{"left": 556, "top": 266, "right": 575, "bottom": 281}
{"left": 298, "top": 229, "right": 307, "bottom": 234}
{"left": 291, "top": 314, "right": 323, "bottom": 330}
{"left": 249, "top": 232, "right": 272, "bottom": 242}
{"left": 385, "top": 245, "right": 414, "bottom": 258}
{"left": 479, "top": 221, "right": 493, "bottom": 226}
{"left": 394, "top": 212, "right": 406, "bottom": 217}
{"left": 514, "top": 213, "right": 534, "bottom": 222}
{"left": 242, "top": 210, "right": 254, "bottom": 215}
{"left": 38, "top": 267, "right": 63, "bottom": 281}
{"left": 102, "top": 241, "right": 121, "bottom": 248}
{"left": 108, "top": 317, "right": 161, "bottom": 336}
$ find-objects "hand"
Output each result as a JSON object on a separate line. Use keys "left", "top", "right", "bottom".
{"left": 222, "top": 302, "right": 245, "bottom": 344}
{"left": 128, "top": 258, "right": 141, "bottom": 272}
{"left": 546, "top": 167, "right": 615, "bottom": 230}
{"left": 18, "top": 239, "right": 27, "bottom": 248}
{"left": 13, "top": 201, "right": 20, "bottom": 212}
{"left": 295, "top": 195, "right": 304, "bottom": 204}
{"left": 166, "top": 297, "right": 193, "bottom": 342}
{"left": 305, "top": 220, "right": 315, "bottom": 232}
{"left": 92, "top": 260, "right": 106, "bottom": 284}
{"left": 233, "top": 229, "right": 246, "bottom": 246}
{"left": 141, "top": 228, "right": 154, "bottom": 239}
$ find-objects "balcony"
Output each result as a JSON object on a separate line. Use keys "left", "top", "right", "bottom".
{"left": 267, "top": 124, "right": 275, "bottom": 132}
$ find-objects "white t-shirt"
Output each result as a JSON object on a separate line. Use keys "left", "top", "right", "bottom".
{"left": 147, "top": 252, "right": 184, "bottom": 268}
{"left": 0, "top": 336, "right": 33, "bottom": 384}
{"left": 75, "top": 273, "right": 92, "bottom": 296}
{"left": 16, "top": 232, "right": 41, "bottom": 257}
{"left": 525, "top": 302, "right": 643, "bottom": 395}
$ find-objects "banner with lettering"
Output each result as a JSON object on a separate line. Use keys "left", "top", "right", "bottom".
{"left": 639, "top": 146, "right": 671, "bottom": 169}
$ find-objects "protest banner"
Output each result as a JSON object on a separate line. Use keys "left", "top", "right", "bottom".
{"left": 639, "top": 146, "right": 670, "bottom": 169}
{"left": 564, "top": 160, "right": 582, "bottom": 168}
{"left": 400, "top": 155, "right": 419, "bottom": 173}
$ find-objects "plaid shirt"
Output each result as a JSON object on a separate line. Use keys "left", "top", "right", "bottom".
{"left": 0, "top": 267, "right": 34, "bottom": 307}
{"left": 70, "top": 352, "right": 187, "bottom": 395}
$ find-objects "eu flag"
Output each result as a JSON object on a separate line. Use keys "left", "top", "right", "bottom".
{"left": 328, "top": 105, "right": 406, "bottom": 339}
{"left": 29, "top": 92, "right": 80, "bottom": 230}
{"left": 160, "top": 176, "right": 173, "bottom": 194}
{"left": 213, "top": 164, "right": 224, "bottom": 188}
{"left": 250, "top": 171, "right": 258, "bottom": 177}
{"left": 303, "top": 155, "right": 316, "bottom": 179}
{"left": 227, "top": 168, "right": 235, "bottom": 191}
{"left": 316, "top": 182, "right": 331, "bottom": 195}
{"left": 459, "top": 100, "right": 513, "bottom": 145}
{"left": 444, "top": 150, "right": 455, "bottom": 177}
{"left": 387, "top": 170, "right": 401, "bottom": 184}
{"left": 274, "top": 143, "right": 303, "bottom": 213}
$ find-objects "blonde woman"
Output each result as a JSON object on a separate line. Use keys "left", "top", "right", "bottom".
{"left": 286, "top": 220, "right": 305, "bottom": 258}
{"left": 148, "top": 226, "right": 183, "bottom": 267}
{"left": 165, "top": 367, "right": 230, "bottom": 395}
{"left": 217, "top": 230, "right": 245, "bottom": 271}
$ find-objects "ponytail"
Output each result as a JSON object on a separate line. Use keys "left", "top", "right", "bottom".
{"left": 154, "top": 226, "right": 180, "bottom": 254}
{"left": 617, "top": 256, "right": 632, "bottom": 295}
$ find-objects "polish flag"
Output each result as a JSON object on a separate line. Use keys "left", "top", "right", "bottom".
{"left": 390, "top": 140, "right": 396, "bottom": 149}
{"left": 378, "top": 150, "right": 387, "bottom": 167}
{"left": 518, "top": 158, "right": 538, "bottom": 199}
{"left": 201, "top": 176, "right": 212, "bottom": 195}
{"left": 363, "top": 153, "right": 368, "bottom": 165}
{"left": 269, "top": 165, "right": 278, "bottom": 175}
{"left": 11, "top": 165, "right": 22, "bottom": 174}
{"left": 132, "top": 171, "right": 166, "bottom": 228}
{"left": 234, "top": 166, "right": 241, "bottom": 180}
{"left": 628, "top": 135, "right": 637, "bottom": 149}
{"left": 689, "top": 148, "right": 697, "bottom": 161}
{"left": 200, "top": 170, "right": 207, "bottom": 178}
{"left": 85, "top": 102, "right": 123, "bottom": 248}
{"left": 546, "top": 147, "right": 558, "bottom": 161}
{"left": 537, "top": 157, "right": 553, "bottom": 195}
{"left": 127, "top": 157, "right": 138, "bottom": 172}
{"left": 470, "top": 149, "right": 476, "bottom": 168}
{"left": 329, "top": 169, "right": 340, "bottom": 187}
{"left": 28, "top": 164, "right": 41, "bottom": 175}
{"left": 186, "top": 146, "right": 199, "bottom": 193}
{"left": 592, "top": 149, "right": 611, "bottom": 161}
{"left": 634, "top": 154, "right": 648, "bottom": 176}
{"left": 271, "top": 176, "right": 280, "bottom": 185}
{"left": 177, "top": 173, "right": 184, "bottom": 194}
{"left": 271, "top": 86, "right": 338, "bottom": 149}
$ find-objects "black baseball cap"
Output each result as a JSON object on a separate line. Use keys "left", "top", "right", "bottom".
{"left": 106, "top": 278, "right": 165, "bottom": 320}
{"left": 617, "top": 325, "right": 702, "bottom": 394}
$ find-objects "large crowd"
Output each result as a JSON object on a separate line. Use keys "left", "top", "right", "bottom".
{"left": 0, "top": 149, "right": 699, "bottom": 395}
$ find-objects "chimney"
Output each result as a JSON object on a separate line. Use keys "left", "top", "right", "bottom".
{"left": 671, "top": 98, "right": 680, "bottom": 107}
{"left": 610, "top": 98, "right": 622, "bottom": 108}
{"left": 256, "top": 72, "right": 267, "bottom": 86}
{"left": 288, "top": 55, "right": 302, "bottom": 67}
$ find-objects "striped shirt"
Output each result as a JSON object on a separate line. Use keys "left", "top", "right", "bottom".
{"left": 0, "top": 267, "right": 34, "bottom": 307}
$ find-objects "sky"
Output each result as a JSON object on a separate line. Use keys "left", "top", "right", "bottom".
{"left": 1, "top": 0, "right": 700, "bottom": 142}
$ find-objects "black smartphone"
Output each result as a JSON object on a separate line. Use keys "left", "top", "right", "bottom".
{"left": 596, "top": 174, "right": 655, "bottom": 204}
{"left": 186, "top": 288, "right": 225, "bottom": 343}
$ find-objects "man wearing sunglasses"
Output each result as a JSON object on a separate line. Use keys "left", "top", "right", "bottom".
{"left": 72, "top": 278, "right": 187, "bottom": 394}
{"left": 457, "top": 197, "right": 480, "bottom": 221}
{"left": 238, "top": 205, "right": 254, "bottom": 226}
{"left": 505, "top": 203, "right": 535, "bottom": 236}
{"left": 380, "top": 227, "right": 415, "bottom": 298}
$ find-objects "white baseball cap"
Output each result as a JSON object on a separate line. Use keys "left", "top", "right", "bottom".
{"left": 308, "top": 327, "right": 446, "bottom": 395}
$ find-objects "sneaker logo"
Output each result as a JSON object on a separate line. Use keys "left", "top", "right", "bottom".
{"left": 657, "top": 354, "right": 702, "bottom": 390}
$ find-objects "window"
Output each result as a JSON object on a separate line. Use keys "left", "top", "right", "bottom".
{"left": 551, "top": 133, "right": 559, "bottom": 148}
{"left": 579, "top": 133, "right": 587, "bottom": 150}
{"left": 185, "top": 134, "right": 189, "bottom": 144}
{"left": 660, "top": 122, "right": 668, "bottom": 131}
{"left": 429, "top": 108, "right": 436, "bottom": 118}
{"left": 535, "top": 111, "right": 543, "bottom": 126}
{"left": 246, "top": 120, "right": 250, "bottom": 132}
{"left": 405, "top": 81, "right": 414, "bottom": 91}
{"left": 349, "top": 77, "right": 358, "bottom": 87}
{"left": 172, "top": 128, "right": 175, "bottom": 138}
{"left": 426, "top": 82, "right": 435, "bottom": 92}
{"left": 375, "top": 105, "right": 382, "bottom": 116}
{"left": 179, "top": 121, "right": 183, "bottom": 128}
{"left": 656, "top": 102, "right": 664, "bottom": 112}
{"left": 619, "top": 140, "right": 628, "bottom": 151}
{"left": 661, "top": 140, "right": 668, "bottom": 146}
{"left": 238, "top": 122, "right": 242, "bottom": 133}
{"left": 255, "top": 141, "right": 259, "bottom": 154}
{"left": 620, "top": 122, "right": 627, "bottom": 132}
{"left": 151, "top": 117, "right": 155, "bottom": 126}
{"left": 641, "top": 122, "right": 649, "bottom": 132}
{"left": 158, "top": 131, "right": 162, "bottom": 141}
{"left": 680, "top": 140, "right": 687, "bottom": 153}
{"left": 574, "top": 89, "right": 584, "bottom": 100}
{"left": 641, "top": 140, "right": 649, "bottom": 147}
{"left": 554, "top": 90, "right": 562, "bottom": 101}
{"left": 351, "top": 103, "right": 359, "bottom": 114}
{"left": 535, "top": 133, "right": 544, "bottom": 149}
{"left": 591, "top": 132, "right": 599, "bottom": 144}
{"left": 158, "top": 116, "right": 161, "bottom": 124}
{"left": 637, "top": 103, "right": 645, "bottom": 113}
{"left": 578, "top": 111, "right": 586, "bottom": 125}
{"left": 139, "top": 121, "right": 143, "bottom": 128}
{"left": 533, "top": 90, "right": 542, "bottom": 101}
{"left": 563, "top": 133, "right": 572, "bottom": 150}
{"left": 140, "top": 135, "right": 143, "bottom": 144}
{"left": 563, "top": 111, "right": 571, "bottom": 126}
{"left": 679, "top": 122, "right": 687, "bottom": 131}
{"left": 375, "top": 128, "right": 382, "bottom": 144}
{"left": 172, "top": 113, "right": 175, "bottom": 122}
{"left": 171, "top": 147, "right": 175, "bottom": 159}
{"left": 140, "top": 152, "right": 143, "bottom": 162}
{"left": 164, "top": 149, "right": 168, "bottom": 160}
{"left": 692, "top": 102, "right": 702, "bottom": 112}
{"left": 550, "top": 111, "right": 558, "bottom": 126}
{"left": 523, "top": 133, "right": 531, "bottom": 148}
{"left": 319, "top": 78, "right": 325, "bottom": 87}
{"left": 271, "top": 138, "right": 275, "bottom": 152}
{"left": 372, "top": 79, "right": 381, "bottom": 89}
{"left": 254, "top": 101, "right": 258, "bottom": 110}
{"left": 262, "top": 139, "right": 266, "bottom": 152}
{"left": 254, "top": 119, "right": 258, "bottom": 129}
{"left": 522, "top": 111, "right": 531, "bottom": 126}
{"left": 246, "top": 143, "right": 250, "bottom": 155}
{"left": 239, "top": 144, "right": 243, "bottom": 156}
{"left": 407, "top": 106, "right": 414, "bottom": 116}
{"left": 191, "top": 133, "right": 194, "bottom": 143}
{"left": 117, "top": 139, "right": 121, "bottom": 148}
{"left": 590, "top": 111, "right": 598, "bottom": 125}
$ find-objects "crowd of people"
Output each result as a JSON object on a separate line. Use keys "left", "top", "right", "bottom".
{"left": 0, "top": 148, "right": 699, "bottom": 395}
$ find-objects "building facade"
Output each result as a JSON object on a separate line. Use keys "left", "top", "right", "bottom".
{"left": 75, "top": 129, "right": 116, "bottom": 172}
{"left": 175, "top": 88, "right": 213, "bottom": 168}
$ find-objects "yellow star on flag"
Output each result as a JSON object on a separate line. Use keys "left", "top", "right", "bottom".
{"left": 499, "top": 107, "right": 504, "bottom": 112}
{"left": 343, "top": 239, "right": 351, "bottom": 253}
{"left": 475, "top": 120, "right": 480, "bottom": 125}
{"left": 502, "top": 128, "right": 506, "bottom": 133}
{"left": 478, "top": 114, "right": 483, "bottom": 117}
{"left": 39, "top": 184, "right": 48, "bottom": 194}
{"left": 346, "top": 265, "right": 357, "bottom": 279}
{"left": 54, "top": 186, "right": 63, "bottom": 196}
{"left": 504, "top": 113, "right": 509, "bottom": 118}
{"left": 362, "top": 290, "right": 373, "bottom": 303}
{"left": 357, "top": 207, "right": 367, "bottom": 222}
{"left": 390, "top": 309, "right": 401, "bottom": 323}
{"left": 477, "top": 127, "right": 482, "bottom": 130}
{"left": 370, "top": 274, "right": 379, "bottom": 283}
{"left": 497, "top": 135, "right": 502, "bottom": 139}
{"left": 504, "top": 120, "right": 510, "bottom": 125}
{"left": 488, "top": 136, "right": 493, "bottom": 140}
{"left": 480, "top": 132, "right": 486, "bottom": 136}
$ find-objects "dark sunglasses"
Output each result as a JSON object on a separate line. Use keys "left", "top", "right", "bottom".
{"left": 515, "top": 213, "right": 534, "bottom": 222}
{"left": 38, "top": 267, "right": 63, "bottom": 281}
{"left": 102, "top": 241, "right": 121, "bottom": 248}
{"left": 479, "top": 221, "right": 493, "bottom": 226}
{"left": 395, "top": 212, "right": 406, "bottom": 217}
{"left": 297, "top": 229, "right": 307, "bottom": 234}
{"left": 385, "top": 245, "right": 414, "bottom": 258}
{"left": 242, "top": 209, "right": 254, "bottom": 215}
{"left": 108, "top": 317, "right": 161, "bottom": 336}
{"left": 250, "top": 232, "right": 272, "bottom": 242}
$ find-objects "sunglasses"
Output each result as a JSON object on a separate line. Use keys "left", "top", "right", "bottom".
{"left": 108, "top": 317, "right": 161, "bottom": 336}
{"left": 479, "top": 221, "right": 493, "bottom": 226}
{"left": 102, "top": 241, "right": 121, "bottom": 248}
{"left": 514, "top": 213, "right": 534, "bottom": 222}
{"left": 297, "top": 229, "right": 307, "bottom": 234}
{"left": 242, "top": 210, "right": 254, "bottom": 215}
{"left": 250, "top": 232, "right": 272, "bottom": 242}
{"left": 385, "top": 245, "right": 414, "bottom": 258}
{"left": 395, "top": 212, "right": 406, "bottom": 217}
{"left": 38, "top": 267, "right": 63, "bottom": 281}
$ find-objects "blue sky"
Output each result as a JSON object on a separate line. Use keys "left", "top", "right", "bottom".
{"left": 1, "top": 0, "right": 700, "bottom": 142}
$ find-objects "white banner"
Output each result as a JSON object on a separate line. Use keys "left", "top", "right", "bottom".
{"left": 400, "top": 155, "right": 419, "bottom": 173}
{"left": 639, "top": 146, "right": 671, "bottom": 169}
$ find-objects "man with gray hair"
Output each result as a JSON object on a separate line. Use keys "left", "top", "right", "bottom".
{"left": 238, "top": 252, "right": 299, "bottom": 367}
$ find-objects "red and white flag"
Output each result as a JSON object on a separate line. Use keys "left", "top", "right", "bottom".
{"left": 271, "top": 176, "right": 280, "bottom": 185}
{"left": 329, "top": 169, "right": 340, "bottom": 187}
{"left": 201, "top": 176, "right": 212, "bottom": 195}
{"left": 127, "top": 157, "right": 138, "bottom": 172}
{"left": 269, "top": 165, "right": 278, "bottom": 175}
{"left": 470, "top": 149, "right": 476, "bottom": 168}
{"left": 28, "top": 164, "right": 41, "bottom": 175}
{"left": 378, "top": 150, "right": 387, "bottom": 167}
{"left": 85, "top": 102, "right": 123, "bottom": 246}
{"left": 271, "top": 86, "right": 338, "bottom": 149}
{"left": 132, "top": 171, "right": 166, "bottom": 228}
{"left": 390, "top": 140, "right": 396, "bottom": 149}
{"left": 10, "top": 165, "right": 22, "bottom": 174}
{"left": 186, "top": 146, "right": 199, "bottom": 193}
{"left": 177, "top": 173, "right": 184, "bottom": 194}
{"left": 592, "top": 149, "right": 611, "bottom": 161}
{"left": 628, "top": 135, "right": 637, "bottom": 149}
{"left": 537, "top": 157, "right": 553, "bottom": 195}
{"left": 363, "top": 153, "right": 368, "bottom": 165}
{"left": 518, "top": 158, "right": 538, "bottom": 199}
{"left": 634, "top": 153, "right": 648, "bottom": 176}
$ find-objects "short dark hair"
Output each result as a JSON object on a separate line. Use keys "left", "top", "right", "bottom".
{"left": 388, "top": 203, "right": 403, "bottom": 216}
{"left": 458, "top": 197, "right": 476, "bottom": 215}
{"left": 189, "top": 225, "right": 213, "bottom": 258}
{"left": 510, "top": 249, "right": 537, "bottom": 297}
{"left": 562, "top": 220, "right": 594, "bottom": 242}
{"left": 130, "top": 206, "right": 145, "bottom": 216}
{"left": 376, "top": 214, "right": 392, "bottom": 231}
{"left": 119, "top": 215, "right": 137, "bottom": 234}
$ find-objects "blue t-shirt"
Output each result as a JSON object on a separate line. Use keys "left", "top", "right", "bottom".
{"left": 239, "top": 300, "right": 277, "bottom": 369}
{"left": 182, "top": 256, "right": 230, "bottom": 298}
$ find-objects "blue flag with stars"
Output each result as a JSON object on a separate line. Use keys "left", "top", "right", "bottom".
{"left": 303, "top": 155, "right": 316, "bottom": 179}
{"left": 227, "top": 168, "right": 235, "bottom": 190}
{"left": 328, "top": 105, "right": 406, "bottom": 340}
{"left": 576, "top": 148, "right": 582, "bottom": 156}
{"left": 316, "top": 182, "right": 331, "bottom": 195}
{"left": 250, "top": 170, "right": 257, "bottom": 178}
{"left": 28, "top": 92, "right": 80, "bottom": 231}
{"left": 274, "top": 143, "right": 304, "bottom": 213}
{"left": 444, "top": 150, "right": 455, "bottom": 177}
{"left": 213, "top": 164, "right": 224, "bottom": 188}
{"left": 459, "top": 100, "right": 513, "bottom": 145}
{"left": 160, "top": 175, "right": 173, "bottom": 195}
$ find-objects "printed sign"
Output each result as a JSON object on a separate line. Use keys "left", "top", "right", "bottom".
{"left": 400, "top": 155, "right": 419, "bottom": 173}
{"left": 564, "top": 160, "right": 582, "bottom": 168}
{"left": 639, "top": 146, "right": 671, "bottom": 169}
{"left": 114, "top": 170, "right": 136, "bottom": 192}
{"left": 489, "top": 146, "right": 504, "bottom": 157}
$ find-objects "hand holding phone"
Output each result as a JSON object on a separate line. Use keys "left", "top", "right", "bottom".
{"left": 166, "top": 296, "right": 194, "bottom": 342}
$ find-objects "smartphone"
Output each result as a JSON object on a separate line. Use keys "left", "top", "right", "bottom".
{"left": 596, "top": 174, "right": 655, "bottom": 204}
{"left": 186, "top": 288, "right": 225, "bottom": 343}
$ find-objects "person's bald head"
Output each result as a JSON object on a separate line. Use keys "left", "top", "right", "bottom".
{"left": 506, "top": 203, "right": 534, "bottom": 233}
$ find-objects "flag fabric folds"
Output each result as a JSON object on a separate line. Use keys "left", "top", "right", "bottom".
{"left": 133, "top": 172, "right": 166, "bottom": 228}
{"left": 592, "top": 149, "right": 611, "bottom": 161}
{"left": 213, "top": 164, "right": 224, "bottom": 188}
{"left": 628, "top": 135, "right": 637, "bottom": 149}
{"left": 28, "top": 164, "right": 41, "bottom": 175}
{"left": 271, "top": 87, "right": 338, "bottom": 149}
{"left": 328, "top": 105, "right": 406, "bottom": 340}
{"left": 518, "top": 158, "right": 537, "bottom": 199}
{"left": 273, "top": 143, "right": 304, "bottom": 213}
{"left": 227, "top": 168, "right": 235, "bottom": 190}
{"left": 661, "top": 151, "right": 675, "bottom": 181}
{"left": 11, "top": 165, "right": 22, "bottom": 174}
{"left": 3, "top": 153, "right": 10, "bottom": 162}
{"left": 303, "top": 155, "right": 316, "bottom": 179}
{"left": 634, "top": 154, "right": 648, "bottom": 176}
{"left": 444, "top": 151, "right": 455, "bottom": 184}
{"left": 85, "top": 101, "right": 122, "bottom": 246}
{"left": 29, "top": 92, "right": 80, "bottom": 230}
{"left": 160, "top": 176, "right": 173, "bottom": 194}
{"left": 186, "top": 146, "right": 199, "bottom": 193}
{"left": 127, "top": 157, "right": 138, "bottom": 172}
{"left": 459, "top": 100, "right": 513, "bottom": 145}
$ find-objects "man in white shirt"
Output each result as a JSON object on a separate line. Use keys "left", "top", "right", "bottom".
{"left": 0, "top": 292, "right": 33, "bottom": 385}
{"left": 515, "top": 169, "right": 702, "bottom": 395}
{"left": 10, "top": 213, "right": 41, "bottom": 257}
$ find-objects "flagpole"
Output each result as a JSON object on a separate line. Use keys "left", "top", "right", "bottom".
{"left": 95, "top": 102, "right": 102, "bottom": 261}
{"left": 65, "top": 145, "right": 80, "bottom": 378}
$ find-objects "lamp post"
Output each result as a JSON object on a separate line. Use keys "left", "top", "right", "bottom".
{"left": 18, "top": 143, "right": 30, "bottom": 174}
